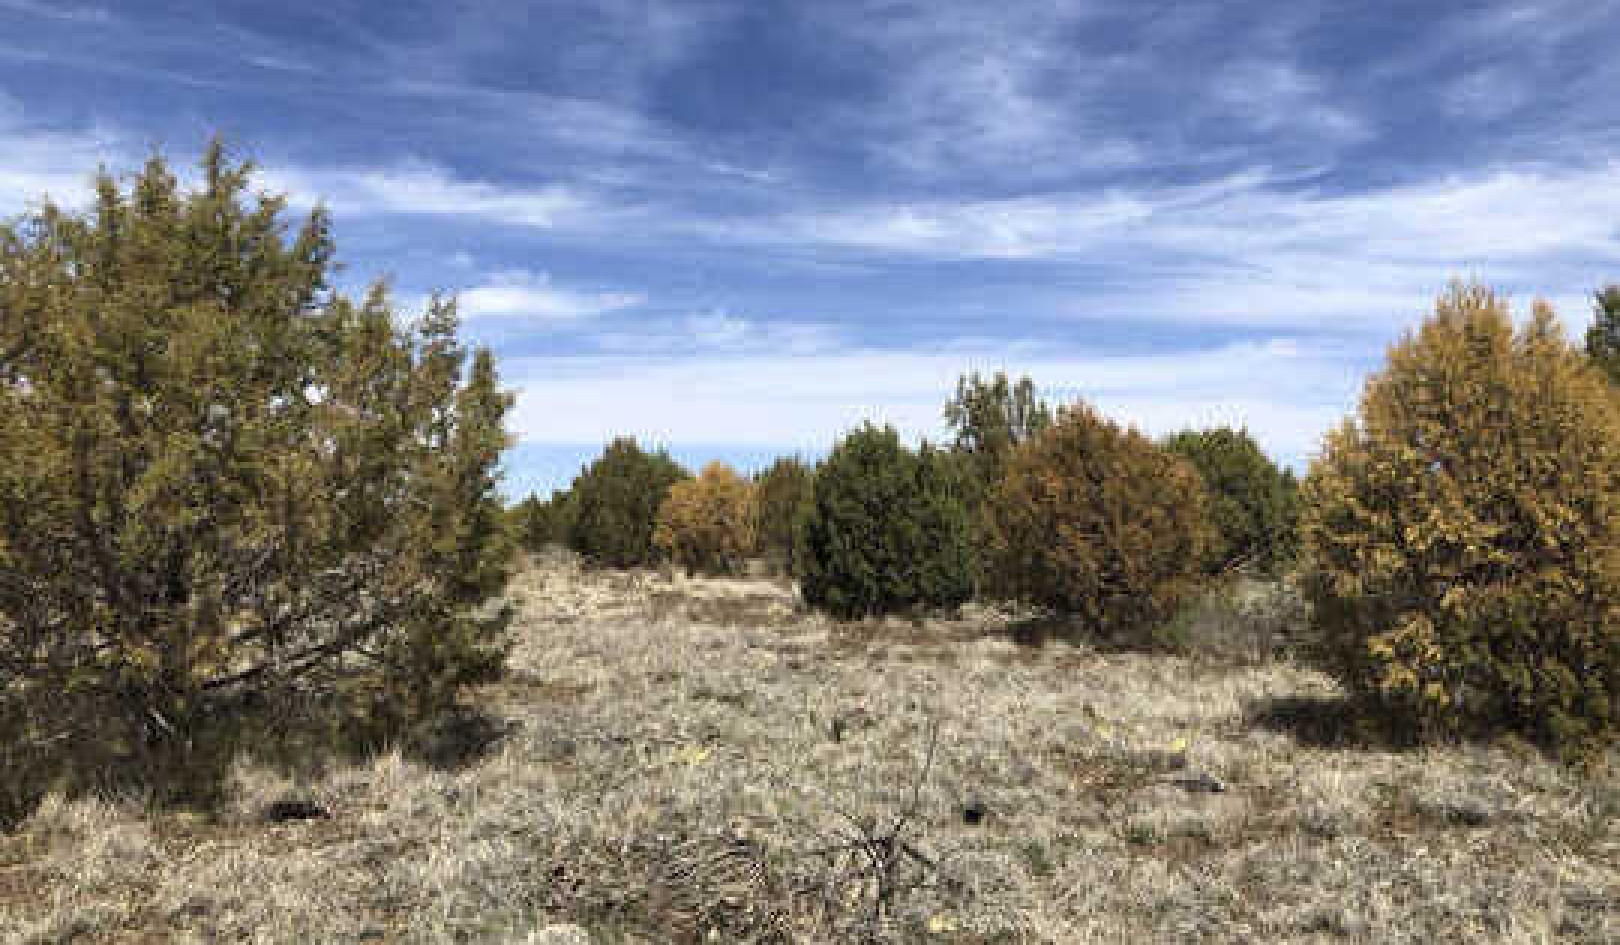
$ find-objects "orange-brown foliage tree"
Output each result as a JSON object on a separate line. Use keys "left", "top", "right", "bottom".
{"left": 653, "top": 461, "right": 759, "bottom": 576}
{"left": 1302, "top": 283, "right": 1618, "bottom": 751}
{"left": 983, "top": 402, "right": 1212, "bottom": 644}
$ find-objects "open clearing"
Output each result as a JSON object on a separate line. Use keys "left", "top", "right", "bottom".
{"left": 2, "top": 552, "right": 1614, "bottom": 943}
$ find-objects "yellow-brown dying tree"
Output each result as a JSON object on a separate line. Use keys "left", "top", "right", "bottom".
{"left": 1303, "top": 282, "right": 1618, "bottom": 752}
{"left": 983, "top": 402, "right": 1212, "bottom": 645}
{"left": 654, "top": 461, "right": 759, "bottom": 576}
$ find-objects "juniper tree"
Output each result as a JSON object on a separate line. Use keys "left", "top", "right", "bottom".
{"left": 753, "top": 456, "right": 814, "bottom": 576}
{"left": 566, "top": 437, "right": 689, "bottom": 568}
{"left": 941, "top": 371, "right": 1051, "bottom": 593}
{"left": 1588, "top": 285, "right": 1620, "bottom": 384}
{"left": 654, "top": 461, "right": 758, "bottom": 576}
{"left": 796, "top": 425, "right": 974, "bottom": 618}
{"left": 0, "top": 142, "right": 514, "bottom": 794}
{"left": 1163, "top": 426, "right": 1300, "bottom": 574}
{"left": 983, "top": 403, "right": 1212, "bottom": 642}
{"left": 1303, "top": 284, "right": 1617, "bottom": 751}
{"left": 943, "top": 371, "right": 1052, "bottom": 493}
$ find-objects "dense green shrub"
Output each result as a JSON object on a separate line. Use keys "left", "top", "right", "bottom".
{"left": 0, "top": 143, "right": 513, "bottom": 814}
{"left": 654, "top": 461, "right": 758, "bottom": 576}
{"left": 795, "top": 425, "right": 975, "bottom": 618}
{"left": 1163, "top": 426, "right": 1300, "bottom": 574}
{"left": 943, "top": 371, "right": 1053, "bottom": 495}
{"left": 983, "top": 402, "right": 1212, "bottom": 644}
{"left": 943, "top": 371, "right": 1053, "bottom": 592}
{"left": 1302, "top": 283, "right": 1618, "bottom": 750}
{"left": 1588, "top": 285, "right": 1620, "bottom": 385}
{"left": 510, "top": 489, "right": 575, "bottom": 552}
{"left": 566, "top": 437, "right": 689, "bottom": 568}
{"left": 753, "top": 456, "right": 814, "bottom": 575}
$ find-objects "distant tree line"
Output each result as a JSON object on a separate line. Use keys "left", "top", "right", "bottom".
{"left": 513, "top": 287, "right": 1616, "bottom": 759}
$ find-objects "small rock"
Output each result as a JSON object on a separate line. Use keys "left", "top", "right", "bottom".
{"left": 522, "top": 923, "right": 592, "bottom": 945}
{"left": 962, "top": 798, "right": 988, "bottom": 825}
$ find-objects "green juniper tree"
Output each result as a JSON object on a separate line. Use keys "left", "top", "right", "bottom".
{"left": 1587, "top": 285, "right": 1620, "bottom": 384}
{"left": 510, "top": 488, "right": 575, "bottom": 553}
{"left": 796, "top": 424, "right": 974, "bottom": 619}
{"left": 0, "top": 142, "right": 514, "bottom": 812}
{"left": 942, "top": 371, "right": 1052, "bottom": 594}
{"left": 943, "top": 371, "right": 1053, "bottom": 493}
{"left": 1163, "top": 426, "right": 1300, "bottom": 574}
{"left": 565, "top": 437, "right": 689, "bottom": 568}
{"left": 753, "top": 455, "right": 814, "bottom": 576}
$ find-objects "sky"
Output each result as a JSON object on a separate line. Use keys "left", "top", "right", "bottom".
{"left": 2, "top": 0, "right": 1616, "bottom": 498}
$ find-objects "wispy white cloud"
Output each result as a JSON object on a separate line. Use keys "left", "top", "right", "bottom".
{"left": 0, "top": 99, "right": 126, "bottom": 214}
{"left": 810, "top": 1, "right": 1141, "bottom": 183}
{"left": 266, "top": 160, "right": 597, "bottom": 228}
{"left": 0, "top": 0, "right": 113, "bottom": 24}
{"left": 1212, "top": 59, "right": 1364, "bottom": 140}
{"left": 590, "top": 310, "right": 843, "bottom": 356}
{"left": 725, "top": 161, "right": 1620, "bottom": 330}
{"left": 243, "top": 53, "right": 319, "bottom": 74}
{"left": 763, "top": 162, "right": 1620, "bottom": 262}
{"left": 457, "top": 270, "right": 644, "bottom": 323}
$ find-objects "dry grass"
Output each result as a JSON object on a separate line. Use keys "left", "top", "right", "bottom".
{"left": 1, "top": 550, "right": 1614, "bottom": 943}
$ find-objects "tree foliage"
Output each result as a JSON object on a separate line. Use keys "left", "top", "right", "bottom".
{"left": 1302, "top": 283, "right": 1618, "bottom": 750}
{"left": 983, "top": 403, "right": 1212, "bottom": 643}
{"left": 796, "top": 425, "right": 975, "bottom": 619}
{"left": 565, "top": 437, "right": 689, "bottom": 568}
{"left": 1587, "top": 285, "right": 1620, "bottom": 385}
{"left": 653, "top": 461, "right": 759, "bottom": 576}
{"left": 0, "top": 143, "right": 514, "bottom": 807}
{"left": 943, "top": 371, "right": 1052, "bottom": 592}
{"left": 510, "top": 489, "right": 575, "bottom": 553}
{"left": 943, "top": 371, "right": 1052, "bottom": 498}
{"left": 753, "top": 456, "right": 814, "bottom": 576}
{"left": 1163, "top": 426, "right": 1300, "bottom": 574}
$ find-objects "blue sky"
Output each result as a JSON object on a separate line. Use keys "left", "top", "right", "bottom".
{"left": 3, "top": 0, "right": 1616, "bottom": 497}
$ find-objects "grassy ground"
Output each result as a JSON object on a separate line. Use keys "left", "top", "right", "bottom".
{"left": 1, "top": 551, "right": 1614, "bottom": 943}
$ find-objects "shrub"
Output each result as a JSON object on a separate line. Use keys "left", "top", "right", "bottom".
{"left": 1163, "top": 426, "right": 1300, "bottom": 574}
{"left": 983, "top": 402, "right": 1212, "bottom": 644}
{"left": 510, "top": 489, "right": 575, "bottom": 552}
{"left": 943, "top": 371, "right": 1052, "bottom": 592}
{"left": 1302, "top": 283, "right": 1618, "bottom": 750}
{"left": 943, "top": 370, "right": 1053, "bottom": 494}
{"left": 0, "top": 143, "right": 513, "bottom": 813}
{"left": 795, "top": 425, "right": 975, "bottom": 618}
{"left": 753, "top": 456, "right": 814, "bottom": 575}
{"left": 566, "top": 437, "right": 689, "bottom": 568}
{"left": 654, "top": 461, "right": 759, "bottom": 576}
{"left": 1587, "top": 285, "right": 1620, "bottom": 385}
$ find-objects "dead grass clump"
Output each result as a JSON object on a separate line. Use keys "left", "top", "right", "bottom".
{"left": 1162, "top": 573, "right": 1314, "bottom": 663}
